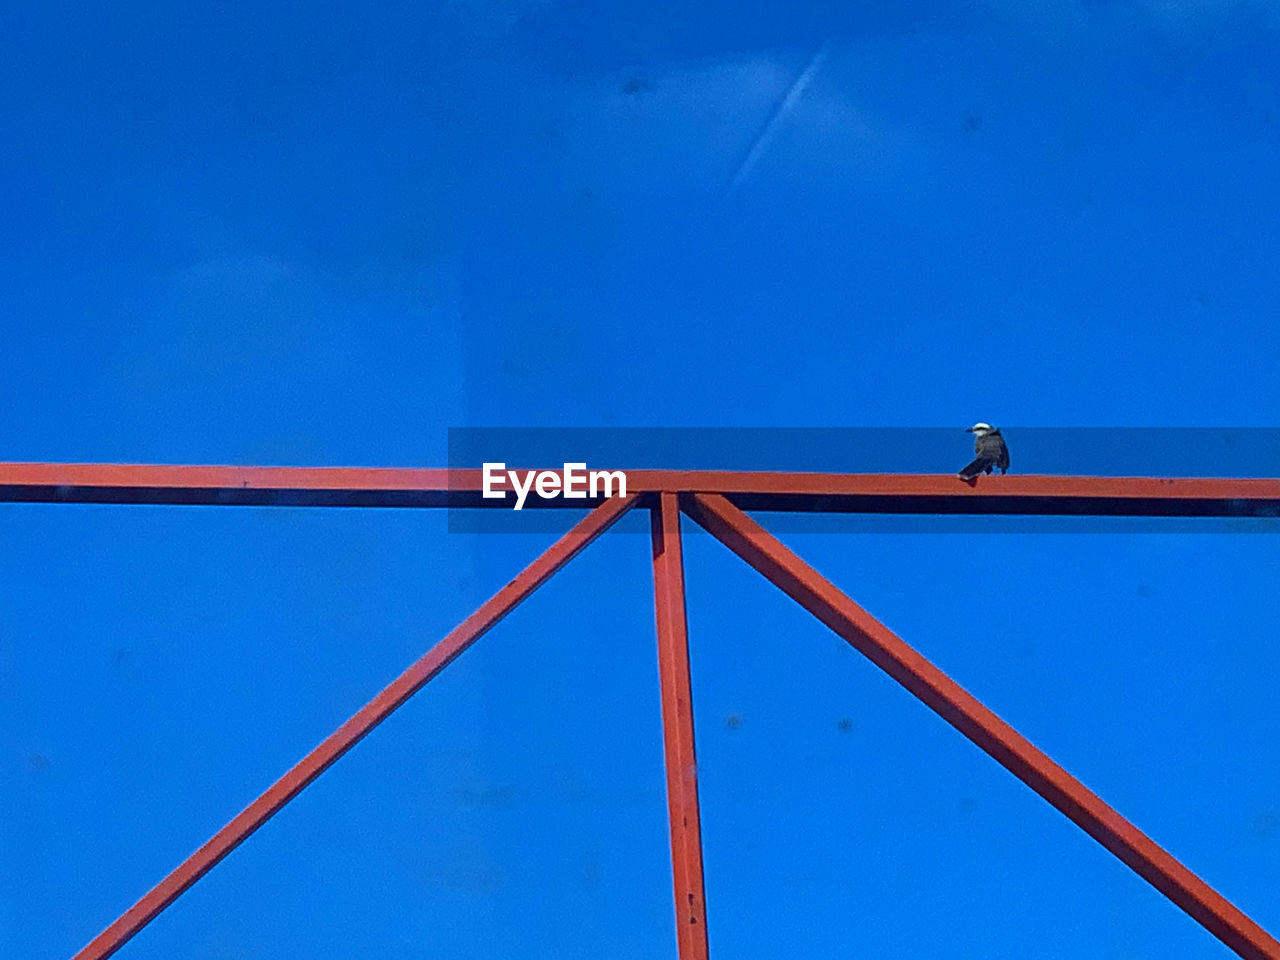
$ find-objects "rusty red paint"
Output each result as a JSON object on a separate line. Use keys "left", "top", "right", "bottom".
{"left": 683, "top": 492, "right": 1280, "bottom": 960}
{"left": 70, "top": 494, "right": 637, "bottom": 960}
{"left": 651, "top": 492, "right": 711, "bottom": 960}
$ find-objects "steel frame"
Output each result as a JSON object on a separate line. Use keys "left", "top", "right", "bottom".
{"left": 4, "top": 463, "right": 1275, "bottom": 960}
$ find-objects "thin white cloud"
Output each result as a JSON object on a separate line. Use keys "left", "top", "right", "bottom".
{"left": 549, "top": 46, "right": 897, "bottom": 203}
{"left": 726, "top": 43, "right": 831, "bottom": 195}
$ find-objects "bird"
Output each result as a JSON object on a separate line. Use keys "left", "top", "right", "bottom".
{"left": 958, "top": 423, "right": 1010, "bottom": 480}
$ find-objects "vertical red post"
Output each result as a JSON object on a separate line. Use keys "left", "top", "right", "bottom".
{"left": 651, "top": 492, "right": 711, "bottom": 960}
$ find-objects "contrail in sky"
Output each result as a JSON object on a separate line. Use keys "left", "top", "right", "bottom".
{"left": 725, "top": 43, "right": 830, "bottom": 196}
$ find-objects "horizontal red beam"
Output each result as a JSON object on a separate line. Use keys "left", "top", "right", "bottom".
{"left": 3, "top": 463, "right": 1280, "bottom": 515}
{"left": 72, "top": 494, "right": 637, "bottom": 960}
{"left": 684, "top": 492, "right": 1280, "bottom": 960}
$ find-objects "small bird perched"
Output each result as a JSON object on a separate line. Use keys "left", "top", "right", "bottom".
{"left": 958, "top": 422, "right": 1010, "bottom": 480}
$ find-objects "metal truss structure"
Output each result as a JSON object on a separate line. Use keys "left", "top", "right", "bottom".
{"left": 7, "top": 463, "right": 1279, "bottom": 960}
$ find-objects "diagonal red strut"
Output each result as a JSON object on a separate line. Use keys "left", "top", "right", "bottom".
{"left": 683, "top": 492, "right": 1280, "bottom": 960}
{"left": 72, "top": 494, "right": 637, "bottom": 960}
{"left": 650, "top": 492, "right": 711, "bottom": 960}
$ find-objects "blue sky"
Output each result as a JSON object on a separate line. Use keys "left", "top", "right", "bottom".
{"left": 3, "top": 1, "right": 1280, "bottom": 958}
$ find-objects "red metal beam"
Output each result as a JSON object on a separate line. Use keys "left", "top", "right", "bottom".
{"left": 71, "top": 494, "right": 637, "bottom": 960}
{"left": 683, "top": 492, "right": 1280, "bottom": 960}
{"left": 3, "top": 462, "right": 1280, "bottom": 515}
{"left": 650, "top": 493, "right": 711, "bottom": 960}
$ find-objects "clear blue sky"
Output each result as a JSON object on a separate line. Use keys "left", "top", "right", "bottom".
{"left": 3, "top": 2, "right": 1280, "bottom": 958}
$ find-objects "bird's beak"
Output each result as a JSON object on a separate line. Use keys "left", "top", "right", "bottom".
{"left": 965, "top": 426, "right": 975, "bottom": 432}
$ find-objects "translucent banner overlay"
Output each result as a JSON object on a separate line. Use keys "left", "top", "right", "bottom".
{"left": 447, "top": 428, "right": 1280, "bottom": 533}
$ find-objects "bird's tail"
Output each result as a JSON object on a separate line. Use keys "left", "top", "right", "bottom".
{"left": 958, "top": 458, "right": 985, "bottom": 480}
